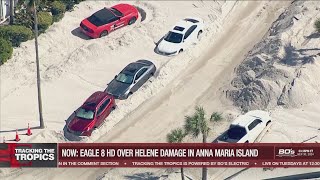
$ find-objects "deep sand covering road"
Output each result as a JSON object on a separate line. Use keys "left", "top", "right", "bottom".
{"left": 2, "top": 0, "right": 319, "bottom": 180}
{"left": 1, "top": 0, "right": 292, "bottom": 180}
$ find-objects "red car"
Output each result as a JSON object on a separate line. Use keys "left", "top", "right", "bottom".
{"left": 80, "top": 3, "right": 139, "bottom": 38}
{"left": 67, "top": 91, "right": 116, "bottom": 136}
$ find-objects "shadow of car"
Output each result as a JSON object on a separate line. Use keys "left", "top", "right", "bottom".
{"left": 71, "top": 27, "right": 92, "bottom": 40}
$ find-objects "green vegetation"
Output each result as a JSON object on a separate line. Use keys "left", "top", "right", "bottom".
{"left": 60, "top": 0, "right": 86, "bottom": 11}
{"left": 0, "top": 0, "right": 85, "bottom": 65}
{"left": 210, "top": 112, "right": 223, "bottom": 122}
{"left": 51, "top": 1, "right": 66, "bottom": 22}
{"left": 14, "top": 12, "right": 34, "bottom": 29}
{"left": 38, "top": 12, "right": 53, "bottom": 33}
{"left": 166, "top": 128, "right": 186, "bottom": 180}
{"left": 0, "top": 38, "right": 13, "bottom": 65}
{"left": 51, "top": 1, "right": 66, "bottom": 15}
{"left": 0, "top": 25, "right": 33, "bottom": 47}
{"left": 315, "top": 19, "right": 320, "bottom": 33}
{"left": 166, "top": 106, "right": 224, "bottom": 180}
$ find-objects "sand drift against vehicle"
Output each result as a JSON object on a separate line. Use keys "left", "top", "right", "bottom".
{"left": 65, "top": 3, "right": 205, "bottom": 138}
{"left": 214, "top": 110, "right": 272, "bottom": 143}
{"left": 80, "top": 4, "right": 139, "bottom": 38}
{"left": 156, "top": 18, "right": 204, "bottom": 56}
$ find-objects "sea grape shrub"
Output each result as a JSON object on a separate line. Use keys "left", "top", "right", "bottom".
{"left": 0, "top": 25, "right": 33, "bottom": 47}
{"left": 51, "top": 1, "right": 66, "bottom": 22}
{"left": 38, "top": 12, "right": 53, "bottom": 33}
{"left": 60, "top": 0, "right": 86, "bottom": 11}
{"left": 0, "top": 38, "right": 13, "bottom": 65}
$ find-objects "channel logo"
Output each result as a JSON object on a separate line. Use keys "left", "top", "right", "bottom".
{"left": 276, "top": 148, "right": 296, "bottom": 157}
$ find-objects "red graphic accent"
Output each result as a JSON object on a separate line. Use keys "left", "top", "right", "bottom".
{"left": 0, "top": 144, "right": 32, "bottom": 167}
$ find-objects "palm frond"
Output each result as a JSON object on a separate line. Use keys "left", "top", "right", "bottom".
{"left": 210, "top": 112, "right": 223, "bottom": 122}
{"left": 167, "top": 128, "right": 185, "bottom": 143}
{"left": 195, "top": 106, "right": 205, "bottom": 121}
{"left": 184, "top": 114, "right": 200, "bottom": 138}
{"left": 184, "top": 106, "right": 210, "bottom": 139}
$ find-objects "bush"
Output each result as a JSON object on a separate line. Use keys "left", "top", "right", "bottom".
{"left": 61, "top": 0, "right": 85, "bottom": 11}
{"left": 51, "top": 1, "right": 66, "bottom": 16}
{"left": 315, "top": 19, "right": 320, "bottom": 33}
{"left": 38, "top": 12, "right": 53, "bottom": 33}
{"left": 14, "top": 11, "right": 34, "bottom": 29}
{"left": 0, "top": 25, "right": 33, "bottom": 47}
{"left": 53, "top": 13, "right": 64, "bottom": 22}
{"left": 0, "top": 38, "right": 13, "bottom": 65}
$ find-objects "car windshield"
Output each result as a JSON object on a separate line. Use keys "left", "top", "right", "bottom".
{"left": 110, "top": 8, "right": 123, "bottom": 17}
{"left": 164, "top": 31, "right": 183, "bottom": 43}
{"left": 76, "top": 108, "right": 95, "bottom": 120}
{"left": 116, "top": 73, "right": 134, "bottom": 84}
{"left": 227, "top": 125, "right": 247, "bottom": 140}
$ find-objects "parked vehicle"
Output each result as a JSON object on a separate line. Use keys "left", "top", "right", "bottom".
{"left": 214, "top": 110, "right": 272, "bottom": 143}
{"left": 156, "top": 17, "right": 204, "bottom": 56}
{"left": 67, "top": 91, "right": 116, "bottom": 136}
{"left": 80, "top": 3, "right": 139, "bottom": 38}
{"left": 105, "top": 60, "right": 156, "bottom": 99}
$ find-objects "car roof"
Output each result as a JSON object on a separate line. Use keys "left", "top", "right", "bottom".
{"left": 82, "top": 91, "right": 111, "bottom": 110}
{"left": 93, "top": 8, "right": 116, "bottom": 22}
{"left": 122, "top": 62, "right": 149, "bottom": 75}
{"left": 231, "top": 112, "right": 264, "bottom": 127}
{"left": 171, "top": 18, "right": 198, "bottom": 34}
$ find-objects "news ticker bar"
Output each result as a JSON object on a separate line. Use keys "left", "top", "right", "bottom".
{"left": 0, "top": 143, "right": 320, "bottom": 168}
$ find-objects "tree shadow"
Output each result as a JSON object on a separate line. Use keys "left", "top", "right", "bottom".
{"left": 71, "top": 27, "right": 92, "bottom": 40}
{"left": 280, "top": 43, "right": 319, "bottom": 66}
{"left": 305, "top": 32, "right": 320, "bottom": 39}
{"left": 124, "top": 172, "right": 161, "bottom": 180}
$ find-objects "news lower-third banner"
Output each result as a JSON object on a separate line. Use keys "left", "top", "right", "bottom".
{"left": 0, "top": 143, "right": 320, "bottom": 168}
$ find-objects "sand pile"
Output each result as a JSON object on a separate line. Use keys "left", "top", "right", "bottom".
{"left": 0, "top": 0, "right": 236, "bottom": 143}
{"left": 227, "top": 0, "right": 320, "bottom": 112}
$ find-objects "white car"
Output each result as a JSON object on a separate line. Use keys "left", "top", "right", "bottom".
{"left": 214, "top": 110, "right": 272, "bottom": 143}
{"left": 156, "top": 17, "right": 204, "bottom": 56}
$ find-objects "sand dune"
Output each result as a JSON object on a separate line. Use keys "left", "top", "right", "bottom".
{"left": 1, "top": 0, "right": 320, "bottom": 180}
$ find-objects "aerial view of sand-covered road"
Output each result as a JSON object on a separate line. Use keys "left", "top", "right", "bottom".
{"left": 0, "top": 0, "right": 320, "bottom": 179}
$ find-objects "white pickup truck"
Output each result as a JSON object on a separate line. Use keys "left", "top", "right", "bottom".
{"left": 214, "top": 110, "right": 271, "bottom": 143}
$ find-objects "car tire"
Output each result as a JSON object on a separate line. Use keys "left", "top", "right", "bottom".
{"left": 179, "top": 49, "right": 183, "bottom": 53}
{"left": 197, "top": 30, "right": 203, "bottom": 40}
{"left": 100, "top": 30, "right": 108, "bottom": 38}
{"left": 126, "top": 92, "right": 133, "bottom": 99}
{"left": 128, "top": 17, "right": 137, "bottom": 25}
